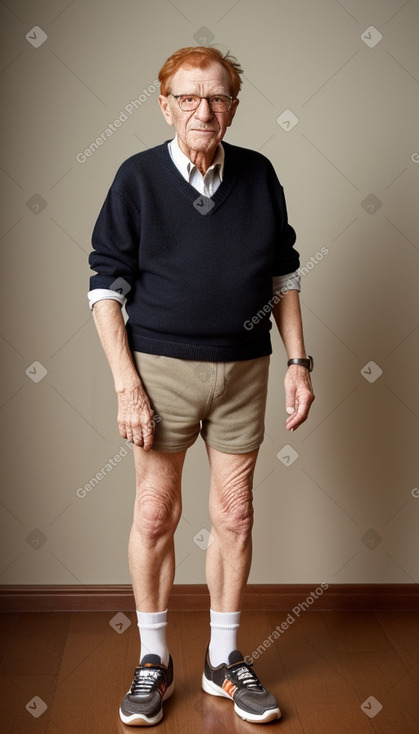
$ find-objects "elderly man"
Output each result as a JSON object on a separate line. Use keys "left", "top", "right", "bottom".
{"left": 88, "top": 46, "right": 314, "bottom": 726}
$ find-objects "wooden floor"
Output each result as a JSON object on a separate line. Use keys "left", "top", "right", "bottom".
{"left": 0, "top": 610, "right": 418, "bottom": 733}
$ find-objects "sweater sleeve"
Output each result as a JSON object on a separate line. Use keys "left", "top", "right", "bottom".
{"left": 266, "top": 161, "right": 300, "bottom": 277}
{"left": 88, "top": 185, "right": 141, "bottom": 299}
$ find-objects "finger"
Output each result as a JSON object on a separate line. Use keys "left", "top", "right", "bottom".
{"left": 131, "top": 426, "right": 154, "bottom": 451}
{"left": 142, "top": 431, "right": 154, "bottom": 451}
{"left": 285, "top": 383, "right": 298, "bottom": 414}
{"left": 285, "top": 390, "right": 298, "bottom": 425}
{"left": 286, "top": 395, "right": 313, "bottom": 430}
{"left": 286, "top": 413, "right": 304, "bottom": 431}
{"left": 131, "top": 430, "right": 144, "bottom": 446}
{"left": 141, "top": 418, "right": 155, "bottom": 450}
{"left": 118, "top": 422, "right": 128, "bottom": 439}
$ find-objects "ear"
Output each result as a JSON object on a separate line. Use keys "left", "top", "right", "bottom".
{"left": 158, "top": 95, "right": 174, "bottom": 126}
{"left": 226, "top": 97, "right": 239, "bottom": 128}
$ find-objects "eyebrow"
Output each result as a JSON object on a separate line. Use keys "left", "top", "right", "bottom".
{"left": 172, "top": 92, "right": 230, "bottom": 96}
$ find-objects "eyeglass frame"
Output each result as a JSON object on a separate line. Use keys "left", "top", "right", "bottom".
{"left": 168, "top": 93, "right": 235, "bottom": 112}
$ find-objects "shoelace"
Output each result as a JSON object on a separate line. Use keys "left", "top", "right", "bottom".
{"left": 231, "top": 664, "right": 263, "bottom": 690}
{"left": 131, "top": 668, "right": 162, "bottom": 694}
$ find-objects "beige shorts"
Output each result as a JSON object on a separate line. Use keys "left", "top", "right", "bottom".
{"left": 132, "top": 352, "right": 270, "bottom": 454}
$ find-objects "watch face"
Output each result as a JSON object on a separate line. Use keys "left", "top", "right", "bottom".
{"left": 308, "top": 355, "right": 314, "bottom": 372}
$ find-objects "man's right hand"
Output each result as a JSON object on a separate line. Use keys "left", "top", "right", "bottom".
{"left": 91, "top": 299, "right": 156, "bottom": 451}
{"left": 117, "top": 384, "right": 156, "bottom": 451}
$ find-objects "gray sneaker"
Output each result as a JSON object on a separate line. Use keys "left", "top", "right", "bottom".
{"left": 119, "top": 654, "right": 174, "bottom": 726}
{"left": 201, "top": 647, "right": 281, "bottom": 723}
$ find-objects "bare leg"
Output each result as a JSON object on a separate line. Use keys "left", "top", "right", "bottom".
{"left": 205, "top": 445, "right": 259, "bottom": 612}
{"left": 129, "top": 447, "right": 186, "bottom": 612}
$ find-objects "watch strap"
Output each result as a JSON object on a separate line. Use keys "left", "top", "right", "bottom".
{"left": 287, "top": 356, "right": 313, "bottom": 372}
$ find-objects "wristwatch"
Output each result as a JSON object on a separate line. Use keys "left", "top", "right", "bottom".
{"left": 287, "top": 356, "right": 314, "bottom": 372}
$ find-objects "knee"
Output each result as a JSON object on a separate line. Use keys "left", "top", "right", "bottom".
{"left": 211, "top": 483, "right": 254, "bottom": 539}
{"left": 134, "top": 486, "right": 181, "bottom": 542}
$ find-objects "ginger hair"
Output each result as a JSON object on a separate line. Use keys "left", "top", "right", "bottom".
{"left": 158, "top": 46, "right": 243, "bottom": 98}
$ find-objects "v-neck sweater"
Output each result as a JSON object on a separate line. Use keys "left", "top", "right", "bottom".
{"left": 89, "top": 140, "right": 299, "bottom": 361}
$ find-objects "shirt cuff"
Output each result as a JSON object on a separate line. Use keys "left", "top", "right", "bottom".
{"left": 87, "top": 288, "right": 126, "bottom": 310}
{"left": 272, "top": 270, "right": 301, "bottom": 295}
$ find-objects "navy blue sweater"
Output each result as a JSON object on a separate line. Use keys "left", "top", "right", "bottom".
{"left": 89, "top": 141, "right": 299, "bottom": 361}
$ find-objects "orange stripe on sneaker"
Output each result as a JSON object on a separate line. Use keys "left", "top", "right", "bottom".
{"left": 157, "top": 683, "right": 166, "bottom": 696}
{"left": 222, "top": 679, "right": 237, "bottom": 698}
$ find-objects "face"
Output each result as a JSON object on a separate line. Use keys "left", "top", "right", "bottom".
{"left": 158, "top": 61, "right": 239, "bottom": 158}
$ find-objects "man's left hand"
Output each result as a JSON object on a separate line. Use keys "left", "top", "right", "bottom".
{"left": 284, "top": 365, "right": 315, "bottom": 431}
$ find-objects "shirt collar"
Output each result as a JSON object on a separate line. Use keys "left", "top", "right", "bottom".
{"left": 168, "top": 136, "right": 224, "bottom": 182}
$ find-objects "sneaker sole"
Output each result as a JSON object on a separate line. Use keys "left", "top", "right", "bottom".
{"left": 119, "top": 680, "right": 174, "bottom": 726}
{"left": 201, "top": 673, "right": 281, "bottom": 723}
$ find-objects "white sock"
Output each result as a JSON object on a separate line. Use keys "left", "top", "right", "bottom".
{"left": 136, "top": 610, "right": 169, "bottom": 667}
{"left": 209, "top": 609, "right": 241, "bottom": 667}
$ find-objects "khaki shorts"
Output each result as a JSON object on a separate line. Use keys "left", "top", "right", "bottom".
{"left": 132, "top": 352, "right": 270, "bottom": 454}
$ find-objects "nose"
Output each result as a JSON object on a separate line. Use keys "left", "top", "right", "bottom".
{"left": 194, "top": 97, "right": 213, "bottom": 121}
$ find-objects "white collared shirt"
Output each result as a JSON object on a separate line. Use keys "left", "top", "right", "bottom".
{"left": 168, "top": 135, "right": 224, "bottom": 197}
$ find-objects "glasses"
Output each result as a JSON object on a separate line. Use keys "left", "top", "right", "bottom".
{"left": 169, "top": 93, "right": 234, "bottom": 112}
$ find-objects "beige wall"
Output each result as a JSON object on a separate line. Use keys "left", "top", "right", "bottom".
{"left": 1, "top": 0, "right": 418, "bottom": 586}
